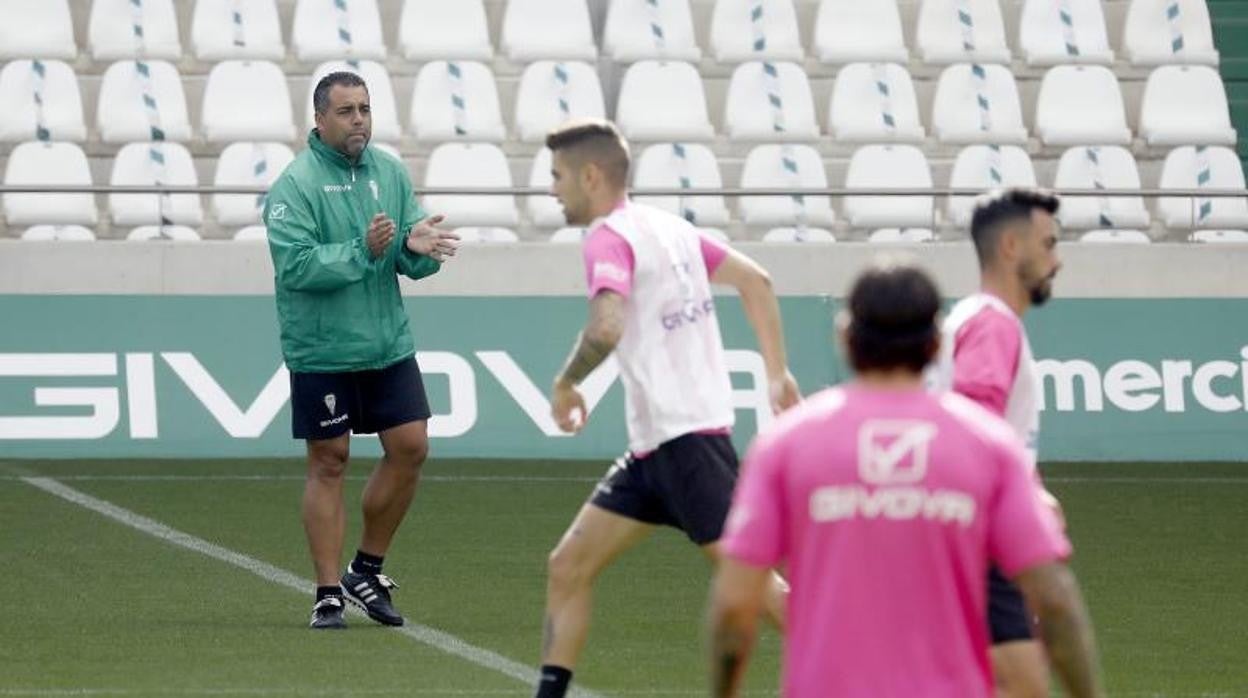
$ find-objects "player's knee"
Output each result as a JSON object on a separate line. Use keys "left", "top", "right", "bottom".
{"left": 546, "top": 546, "right": 591, "bottom": 593}
{"left": 387, "top": 436, "right": 428, "bottom": 471}
{"left": 308, "top": 441, "right": 350, "bottom": 480}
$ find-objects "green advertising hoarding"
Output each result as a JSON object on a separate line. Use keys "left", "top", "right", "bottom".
{"left": 0, "top": 295, "right": 1244, "bottom": 461}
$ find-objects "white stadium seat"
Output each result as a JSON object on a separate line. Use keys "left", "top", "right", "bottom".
{"left": 370, "top": 142, "right": 401, "bottom": 162}
{"left": 1157, "top": 146, "right": 1248, "bottom": 230}
{"left": 633, "top": 143, "right": 731, "bottom": 227}
{"left": 710, "top": 0, "right": 804, "bottom": 63}
{"left": 1053, "top": 146, "right": 1151, "bottom": 230}
{"left": 192, "top": 0, "right": 286, "bottom": 61}
{"left": 109, "top": 142, "right": 203, "bottom": 227}
{"left": 526, "top": 147, "right": 565, "bottom": 228}
{"left": 409, "top": 61, "right": 506, "bottom": 142}
{"left": 1079, "top": 229, "right": 1151, "bottom": 244}
{"left": 762, "top": 227, "right": 836, "bottom": 243}
{"left": 738, "top": 144, "right": 835, "bottom": 227}
{"left": 827, "top": 63, "right": 925, "bottom": 143}
{"left": 814, "top": 0, "right": 907, "bottom": 64}
{"left": 306, "top": 61, "right": 402, "bottom": 143}
{"left": 1139, "top": 66, "right": 1237, "bottom": 147}
{"left": 128, "top": 225, "right": 202, "bottom": 241}
{"left": 1189, "top": 230, "right": 1248, "bottom": 243}
{"left": 89, "top": 0, "right": 182, "bottom": 60}
{"left": 1124, "top": 0, "right": 1219, "bottom": 67}
{"left": 422, "top": 143, "right": 519, "bottom": 227}
{"left": 212, "top": 142, "right": 296, "bottom": 227}
{"left": 945, "top": 145, "right": 1038, "bottom": 228}
{"left": 931, "top": 63, "right": 1028, "bottom": 145}
{"left": 3, "top": 141, "right": 97, "bottom": 226}
{"left": 452, "top": 227, "right": 520, "bottom": 243}
{"left": 844, "top": 145, "right": 934, "bottom": 229}
{"left": 724, "top": 61, "right": 818, "bottom": 141}
{"left": 292, "top": 0, "right": 386, "bottom": 62}
{"left": 916, "top": 0, "right": 1011, "bottom": 65}
{"left": 233, "top": 225, "right": 269, "bottom": 242}
{"left": 21, "top": 225, "right": 96, "bottom": 241}
{"left": 400, "top": 0, "right": 493, "bottom": 61}
{"left": 0, "top": 60, "right": 86, "bottom": 143}
{"left": 96, "top": 60, "right": 193, "bottom": 143}
{"left": 1019, "top": 0, "right": 1114, "bottom": 66}
{"left": 616, "top": 61, "right": 714, "bottom": 141}
{"left": 549, "top": 227, "right": 589, "bottom": 243}
{"left": 1035, "top": 66, "right": 1132, "bottom": 146}
{"left": 514, "top": 61, "right": 606, "bottom": 143}
{"left": 201, "top": 61, "right": 296, "bottom": 143}
{"left": 604, "top": 0, "right": 701, "bottom": 62}
{"left": 502, "top": 0, "right": 597, "bottom": 62}
{"left": 0, "top": 0, "right": 76, "bottom": 60}
{"left": 869, "top": 228, "right": 936, "bottom": 243}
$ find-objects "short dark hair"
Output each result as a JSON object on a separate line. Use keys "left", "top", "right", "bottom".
{"left": 545, "top": 118, "right": 630, "bottom": 187}
{"left": 969, "top": 188, "right": 1060, "bottom": 265}
{"left": 313, "top": 71, "right": 368, "bottom": 115}
{"left": 845, "top": 259, "right": 942, "bottom": 374}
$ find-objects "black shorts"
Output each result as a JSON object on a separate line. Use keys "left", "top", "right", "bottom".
{"left": 289, "top": 356, "right": 431, "bottom": 440}
{"left": 988, "top": 565, "right": 1035, "bottom": 643}
{"left": 589, "top": 433, "right": 739, "bottom": 545}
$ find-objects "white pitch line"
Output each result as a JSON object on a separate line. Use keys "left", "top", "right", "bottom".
{"left": 19, "top": 477, "right": 604, "bottom": 698}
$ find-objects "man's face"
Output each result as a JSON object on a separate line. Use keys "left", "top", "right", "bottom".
{"left": 1015, "top": 210, "right": 1062, "bottom": 306}
{"left": 315, "top": 84, "right": 371, "bottom": 159}
{"left": 550, "top": 150, "right": 590, "bottom": 225}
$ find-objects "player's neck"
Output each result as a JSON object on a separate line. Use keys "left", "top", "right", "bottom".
{"left": 587, "top": 192, "right": 628, "bottom": 220}
{"left": 979, "top": 273, "right": 1029, "bottom": 317}
{"left": 855, "top": 370, "right": 925, "bottom": 390}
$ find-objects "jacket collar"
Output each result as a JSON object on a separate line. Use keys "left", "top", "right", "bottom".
{"left": 308, "top": 129, "right": 368, "bottom": 171}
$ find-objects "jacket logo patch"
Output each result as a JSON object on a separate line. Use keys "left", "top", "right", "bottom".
{"left": 323, "top": 184, "right": 352, "bottom": 193}
{"left": 268, "top": 203, "right": 287, "bottom": 220}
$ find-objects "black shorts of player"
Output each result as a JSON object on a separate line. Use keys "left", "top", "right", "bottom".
{"left": 988, "top": 565, "right": 1035, "bottom": 643}
{"left": 589, "top": 433, "right": 739, "bottom": 546}
{"left": 289, "top": 356, "right": 432, "bottom": 440}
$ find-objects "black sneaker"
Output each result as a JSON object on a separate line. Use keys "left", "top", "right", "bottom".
{"left": 309, "top": 596, "right": 346, "bottom": 630}
{"left": 340, "top": 565, "right": 404, "bottom": 626}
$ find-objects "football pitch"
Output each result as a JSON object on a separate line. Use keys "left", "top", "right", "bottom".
{"left": 2, "top": 458, "right": 1245, "bottom": 697}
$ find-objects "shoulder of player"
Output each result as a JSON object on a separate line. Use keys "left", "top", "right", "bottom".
{"left": 952, "top": 297, "right": 1021, "bottom": 342}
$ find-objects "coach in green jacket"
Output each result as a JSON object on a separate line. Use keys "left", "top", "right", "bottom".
{"left": 263, "top": 71, "right": 459, "bottom": 631}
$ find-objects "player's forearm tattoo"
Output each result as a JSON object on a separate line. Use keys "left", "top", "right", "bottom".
{"left": 557, "top": 331, "right": 615, "bottom": 386}
{"left": 1038, "top": 606, "right": 1102, "bottom": 698}
{"left": 557, "top": 294, "right": 624, "bottom": 386}
{"left": 710, "top": 625, "right": 750, "bottom": 697}
{"left": 541, "top": 615, "right": 555, "bottom": 658}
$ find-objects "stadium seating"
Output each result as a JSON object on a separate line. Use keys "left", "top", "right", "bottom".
{"left": 212, "top": 142, "right": 296, "bottom": 227}
{"left": 549, "top": 227, "right": 588, "bottom": 243}
{"left": 616, "top": 61, "right": 714, "bottom": 141}
{"left": 868, "top": 228, "right": 937, "bottom": 243}
{"left": 1189, "top": 230, "right": 1248, "bottom": 243}
{"left": 292, "top": 0, "right": 386, "bottom": 62}
{"left": 409, "top": 61, "right": 506, "bottom": 142}
{"left": 400, "top": 0, "right": 493, "bottom": 61}
{"left": 761, "top": 227, "right": 836, "bottom": 243}
{"left": 0, "top": 59, "right": 87, "bottom": 143}
{"left": 453, "top": 227, "right": 520, "bottom": 243}
{"left": 916, "top": 0, "right": 1011, "bottom": 65}
{"left": 513, "top": 61, "right": 606, "bottom": 143}
{"left": 1157, "top": 146, "right": 1248, "bottom": 229}
{"left": 1079, "top": 229, "right": 1152, "bottom": 243}
{"left": 96, "top": 60, "right": 193, "bottom": 144}
{"left": 502, "top": 0, "right": 597, "bottom": 62}
{"left": 0, "top": 0, "right": 76, "bottom": 60}
{"left": 603, "top": 0, "right": 701, "bottom": 62}
{"left": 814, "top": 0, "right": 907, "bottom": 64}
{"left": 709, "top": 0, "right": 803, "bottom": 63}
{"left": 1053, "top": 146, "right": 1151, "bottom": 230}
{"left": 88, "top": 0, "right": 181, "bottom": 61}
{"left": 737, "top": 144, "right": 835, "bottom": 227}
{"left": 525, "top": 147, "right": 564, "bottom": 228}
{"left": 827, "top": 63, "right": 925, "bottom": 143}
{"left": 128, "top": 225, "right": 202, "bottom": 241}
{"left": 3, "top": 141, "right": 97, "bottom": 226}
{"left": 233, "top": 225, "right": 268, "bottom": 242}
{"left": 306, "top": 61, "right": 402, "bottom": 143}
{"left": 201, "top": 61, "right": 296, "bottom": 143}
{"left": 1018, "top": 0, "right": 1114, "bottom": 66}
{"left": 724, "top": 61, "right": 819, "bottom": 141}
{"left": 931, "top": 63, "right": 1028, "bottom": 145}
{"left": 1124, "top": 0, "right": 1219, "bottom": 66}
{"left": 1139, "top": 66, "right": 1237, "bottom": 147}
{"left": 422, "top": 143, "right": 518, "bottom": 227}
{"left": 946, "top": 145, "right": 1038, "bottom": 228}
{"left": 191, "top": 0, "right": 286, "bottom": 61}
{"left": 20, "top": 225, "right": 96, "bottom": 241}
{"left": 1035, "top": 65, "right": 1132, "bottom": 146}
{"left": 632, "top": 143, "right": 731, "bottom": 227}
{"left": 843, "top": 145, "right": 935, "bottom": 229}
{"left": 109, "top": 142, "right": 203, "bottom": 227}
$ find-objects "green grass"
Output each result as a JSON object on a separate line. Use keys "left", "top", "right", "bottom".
{"left": 1, "top": 459, "right": 1245, "bottom": 696}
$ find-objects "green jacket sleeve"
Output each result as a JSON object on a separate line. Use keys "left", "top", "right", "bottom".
{"left": 394, "top": 172, "right": 442, "bottom": 282}
{"left": 266, "top": 181, "right": 372, "bottom": 293}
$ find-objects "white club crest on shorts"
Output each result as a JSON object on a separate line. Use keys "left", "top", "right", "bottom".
{"left": 324, "top": 393, "right": 337, "bottom": 416}
{"left": 858, "top": 420, "right": 938, "bottom": 485}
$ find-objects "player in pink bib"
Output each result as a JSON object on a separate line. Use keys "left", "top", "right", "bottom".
{"left": 710, "top": 260, "right": 1103, "bottom": 698}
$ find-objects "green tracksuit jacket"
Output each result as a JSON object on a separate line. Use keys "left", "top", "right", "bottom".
{"left": 263, "top": 130, "right": 440, "bottom": 373}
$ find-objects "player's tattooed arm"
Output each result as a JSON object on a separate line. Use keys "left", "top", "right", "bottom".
{"left": 1018, "top": 564, "right": 1105, "bottom": 698}
{"left": 556, "top": 291, "right": 625, "bottom": 386}
{"left": 709, "top": 625, "right": 751, "bottom": 697}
